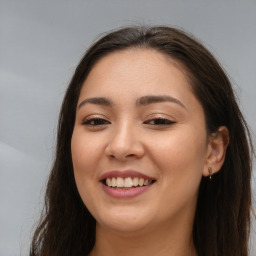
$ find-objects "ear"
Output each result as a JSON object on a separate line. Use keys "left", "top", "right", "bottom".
{"left": 203, "top": 126, "right": 229, "bottom": 177}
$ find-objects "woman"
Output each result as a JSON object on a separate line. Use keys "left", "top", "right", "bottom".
{"left": 30, "top": 26, "right": 254, "bottom": 256}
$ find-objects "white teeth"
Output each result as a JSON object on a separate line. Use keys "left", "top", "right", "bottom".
{"left": 144, "top": 179, "right": 149, "bottom": 185}
{"left": 144, "top": 179, "right": 152, "bottom": 185}
{"left": 124, "top": 177, "right": 133, "bottom": 187}
{"left": 116, "top": 177, "right": 124, "bottom": 187}
{"left": 106, "top": 178, "right": 111, "bottom": 186}
{"left": 133, "top": 177, "right": 139, "bottom": 186}
{"left": 139, "top": 178, "right": 144, "bottom": 186}
{"left": 112, "top": 177, "right": 117, "bottom": 187}
{"left": 105, "top": 177, "right": 154, "bottom": 188}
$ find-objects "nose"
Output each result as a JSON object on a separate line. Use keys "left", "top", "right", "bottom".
{"left": 105, "top": 122, "right": 145, "bottom": 161}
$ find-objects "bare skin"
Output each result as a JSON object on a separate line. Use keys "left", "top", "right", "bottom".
{"left": 72, "top": 49, "right": 228, "bottom": 256}
{"left": 90, "top": 214, "right": 198, "bottom": 256}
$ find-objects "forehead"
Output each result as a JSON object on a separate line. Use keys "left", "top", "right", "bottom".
{"left": 77, "top": 48, "right": 205, "bottom": 125}
{"left": 80, "top": 48, "right": 193, "bottom": 99}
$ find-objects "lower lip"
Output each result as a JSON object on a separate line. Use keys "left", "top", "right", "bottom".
{"left": 102, "top": 183, "right": 154, "bottom": 199}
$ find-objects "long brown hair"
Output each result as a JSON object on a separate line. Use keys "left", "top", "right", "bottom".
{"left": 30, "top": 26, "right": 254, "bottom": 256}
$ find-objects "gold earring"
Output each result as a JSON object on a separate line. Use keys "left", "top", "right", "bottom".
{"left": 208, "top": 167, "right": 213, "bottom": 180}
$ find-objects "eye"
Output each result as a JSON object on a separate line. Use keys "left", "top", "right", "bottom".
{"left": 82, "top": 118, "right": 111, "bottom": 126}
{"left": 144, "top": 118, "right": 175, "bottom": 126}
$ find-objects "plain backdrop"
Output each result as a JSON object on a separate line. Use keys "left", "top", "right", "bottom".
{"left": 0, "top": 0, "right": 255, "bottom": 255}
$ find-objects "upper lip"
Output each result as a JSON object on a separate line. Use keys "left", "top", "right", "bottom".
{"left": 99, "top": 170, "right": 156, "bottom": 181}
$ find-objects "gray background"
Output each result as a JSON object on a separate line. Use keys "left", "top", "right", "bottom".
{"left": 0, "top": 0, "right": 255, "bottom": 255}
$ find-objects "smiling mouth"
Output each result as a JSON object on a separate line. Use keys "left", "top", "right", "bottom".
{"left": 103, "top": 177, "right": 156, "bottom": 189}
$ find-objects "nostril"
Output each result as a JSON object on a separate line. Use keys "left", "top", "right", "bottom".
{"left": 105, "top": 136, "right": 145, "bottom": 160}
{"left": 108, "top": 153, "right": 137, "bottom": 160}
{"left": 126, "top": 153, "right": 137, "bottom": 158}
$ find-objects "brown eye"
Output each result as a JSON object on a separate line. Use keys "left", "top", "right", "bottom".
{"left": 82, "top": 118, "right": 110, "bottom": 126}
{"left": 145, "top": 118, "right": 175, "bottom": 126}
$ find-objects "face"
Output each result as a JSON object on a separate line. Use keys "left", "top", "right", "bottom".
{"left": 71, "top": 49, "right": 210, "bottom": 234}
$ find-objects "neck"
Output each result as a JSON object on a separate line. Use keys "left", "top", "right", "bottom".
{"left": 89, "top": 219, "right": 197, "bottom": 256}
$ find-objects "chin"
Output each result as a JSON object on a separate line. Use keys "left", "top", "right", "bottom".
{"left": 95, "top": 207, "right": 154, "bottom": 233}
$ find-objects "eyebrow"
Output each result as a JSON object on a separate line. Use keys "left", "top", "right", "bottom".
{"left": 78, "top": 95, "right": 186, "bottom": 110}
{"left": 136, "top": 95, "right": 187, "bottom": 109}
{"left": 78, "top": 97, "right": 113, "bottom": 109}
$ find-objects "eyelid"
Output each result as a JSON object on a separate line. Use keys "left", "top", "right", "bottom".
{"left": 144, "top": 113, "right": 176, "bottom": 120}
{"left": 82, "top": 118, "right": 110, "bottom": 126}
{"left": 143, "top": 113, "right": 176, "bottom": 126}
{"left": 81, "top": 114, "right": 111, "bottom": 126}
{"left": 144, "top": 118, "right": 175, "bottom": 125}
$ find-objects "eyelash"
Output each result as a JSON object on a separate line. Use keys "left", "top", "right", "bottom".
{"left": 144, "top": 118, "right": 175, "bottom": 126}
{"left": 82, "top": 117, "right": 175, "bottom": 126}
{"left": 82, "top": 118, "right": 110, "bottom": 126}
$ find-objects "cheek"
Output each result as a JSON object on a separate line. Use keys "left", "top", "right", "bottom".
{"left": 71, "top": 130, "right": 103, "bottom": 175}
{"left": 71, "top": 130, "right": 101, "bottom": 208}
{"left": 151, "top": 127, "right": 207, "bottom": 191}
{"left": 148, "top": 129, "right": 207, "bottom": 218}
{"left": 71, "top": 130, "right": 100, "bottom": 193}
{"left": 154, "top": 130, "right": 206, "bottom": 166}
